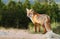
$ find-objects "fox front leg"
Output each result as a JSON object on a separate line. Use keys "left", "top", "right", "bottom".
{"left": 34, "top": 23, "right": 38, "bottom": 32}
{"left": 37, "top": 24, "right": 40, "bottom": 32}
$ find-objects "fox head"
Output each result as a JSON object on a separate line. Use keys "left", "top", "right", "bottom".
{"left": 26, "top": 8, "right": 34, "bottom": 17}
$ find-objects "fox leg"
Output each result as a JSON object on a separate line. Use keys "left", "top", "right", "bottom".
{"left": 38, "top": 25, "right": 40, "bottom": 32}
{"left": 37, "top": 24, "right": 40, "bottom": 32}
{"left": 43, "top": 27, "right": 47, "bottom": 34}
{"left": 42, "top": 24, "right": 47, "bottom": 34}
{"left": 34, "top": 23, "right": 37, "bottom": 32}
{"left": 44, "top": 22, "right": 51, "bottom": 32}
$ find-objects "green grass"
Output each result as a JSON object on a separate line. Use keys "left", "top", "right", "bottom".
{"left": 51, "top": 22, "right": 60, "bottom": 34}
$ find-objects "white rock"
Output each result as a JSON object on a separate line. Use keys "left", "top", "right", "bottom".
{"left": 44, "top": 31, "right": 60, "bottom": 39}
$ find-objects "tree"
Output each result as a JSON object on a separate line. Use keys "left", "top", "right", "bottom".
{"left": 32, "top": 0, "right": 47, "bottom": 14}
{"left": 0, "top": 0, "right": 5, "bottom": 26}
{"left": 49, "top": 1, "right": 59, "bottom": 23}
{"left": 23, "top": 0, "right": 31, "bottom": 9}
{"left": 22, "top": 0, "right": 31, "bottom": 29}
{"left": 1, "top": 0, "right": 17, "bottom": 28}
{"left": 15, "top": 1, "right": 23, "bottom": 28}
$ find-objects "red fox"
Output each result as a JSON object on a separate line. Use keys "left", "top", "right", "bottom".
{"left": 26, "top": 8, "right": 51, "bottom": 33}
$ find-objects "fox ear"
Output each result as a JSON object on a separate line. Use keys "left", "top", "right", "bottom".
{"left": 26, "top": 8, "right": 29, "bottom": 11}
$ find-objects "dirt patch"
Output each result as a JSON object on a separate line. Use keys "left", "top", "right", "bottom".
{"left": 0, "top": 29, "right": 43, "bottom": 39}
{"left": 0, "top": 29, "right": 60, "bottom": 39}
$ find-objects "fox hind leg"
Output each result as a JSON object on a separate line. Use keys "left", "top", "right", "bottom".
{"left": 42, "top": 24, "right": 47, "bottom": 34}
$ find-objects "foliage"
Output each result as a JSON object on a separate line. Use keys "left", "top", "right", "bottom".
{"left": 0, "top": 0, "right": 60, "bottom": 29}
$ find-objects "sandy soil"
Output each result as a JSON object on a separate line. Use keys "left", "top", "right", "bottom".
{"left": 0, "top": 28, "right": 60, "bottom": 39}
{"left": 0, "top": 28, "right": 45, "bottom": 39}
